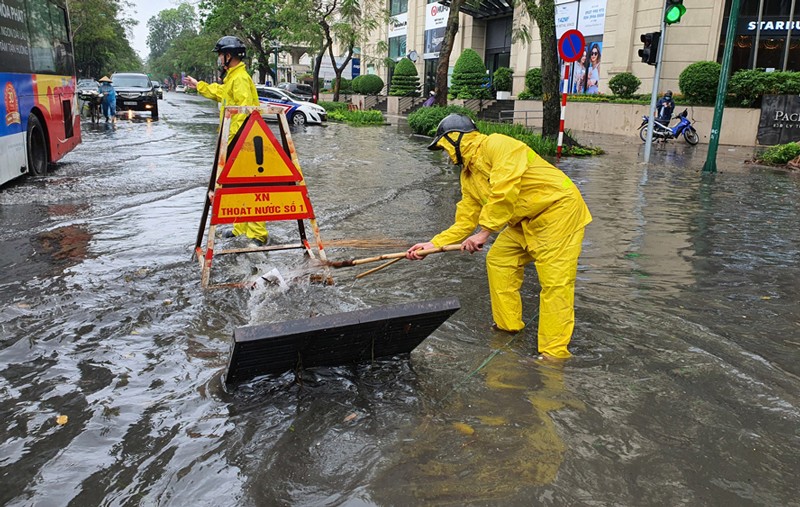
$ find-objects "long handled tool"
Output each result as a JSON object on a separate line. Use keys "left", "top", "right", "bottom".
{"left": 328, "top": 244, "right": 463, "bottom": 269}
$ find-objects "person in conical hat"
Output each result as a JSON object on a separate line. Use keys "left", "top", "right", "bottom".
{"left": 97, "top": 76, "right": 116, "bottom": 121}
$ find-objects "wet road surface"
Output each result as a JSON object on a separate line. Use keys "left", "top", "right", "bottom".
{"left": 1, "top": 93, "right": 799, "bottom": 506}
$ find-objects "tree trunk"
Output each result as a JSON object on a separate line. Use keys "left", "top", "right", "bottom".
{"left": 328, "top": 43, "right": 354, "bottom": 102}
{"left": 527, "top": 0, "right": 560, "bottom": 139}
{"left": 434, "top": 0, "right": 464, "bottom": 106}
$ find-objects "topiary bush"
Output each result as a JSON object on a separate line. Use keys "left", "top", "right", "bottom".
{"left": 353, "top": 74, "right": 384, "bottom": 95}
{"left": 493, "top": 67, "right": 513, "bottom": 92}
{"left": 516, "top": 68, "right": 543, "bottom": 100}
{"left": 679, "top": 61, "right": 721, "bottom": 105}
{"left": 407, "top": 105, "right": 477, "bottom": 136}
{"left": 339, "top": 78, "right": 352, "bottom": 93}
{"left": 449, "top": 49, "right": 491, "bottom": 100}
{"left": 728, "top": 70, "right": 800, "bottom": 108}
{"left": 608, "top": 72, "right": 641, "bottom": 98}
{"left": 389, "top": 57, "right": 420, "bottom": 97}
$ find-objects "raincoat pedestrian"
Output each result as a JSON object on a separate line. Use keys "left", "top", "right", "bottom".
{"left": 656, "top": 90, "right": 675, "bottom": 123}
{"left": 97, "top": 76, "right": 116, "bottom": 122}
{"left": 407, "top": 114, "right": 592, "bottom": 360}
{"left": 185, "top": 36, "right": 268, "bottom": 245}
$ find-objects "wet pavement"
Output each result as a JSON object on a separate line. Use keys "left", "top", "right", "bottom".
{"left": 1, "top": 93, "right": 799, "bottom": 506}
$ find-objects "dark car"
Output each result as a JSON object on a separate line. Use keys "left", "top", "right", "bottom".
{"left": 112, "top": 73, "right": 159, "bottom": 120}
{"left": 277, "top": 82, "right": 315, "bottom": 102}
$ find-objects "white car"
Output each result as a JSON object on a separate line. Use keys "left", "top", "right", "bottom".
{"left": 256, "top": 85, "right": 327, "bottom": 125}
{"left": 175, "top": 84, "right": 186, "bottom": 93}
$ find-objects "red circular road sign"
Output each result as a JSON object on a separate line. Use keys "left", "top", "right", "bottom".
{"left": 558, "top": 29, "right": 586, "bottom": 62}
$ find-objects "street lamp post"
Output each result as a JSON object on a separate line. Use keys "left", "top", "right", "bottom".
{"left": 271, "top": 40, "right": 281, "bottom": 85}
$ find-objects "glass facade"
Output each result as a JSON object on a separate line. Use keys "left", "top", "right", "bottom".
{"left": 720, "top": 0, "right": 800, "bottom": 71}
{"left": 390, "top": 0, "right": 408, "bottom": 16}
{"left": 389, "top": 35, "right": 407, "bottom": 61}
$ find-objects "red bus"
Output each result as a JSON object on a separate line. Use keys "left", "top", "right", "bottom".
{"left": 0, "top": 0, "right": 81, "bottom": 186}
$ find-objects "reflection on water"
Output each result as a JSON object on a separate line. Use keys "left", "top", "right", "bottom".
{"left": 1, "top": 96, "right": 799, "bottom": 506}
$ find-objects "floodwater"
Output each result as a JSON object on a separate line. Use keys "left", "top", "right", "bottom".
{"left": 1, "top": 94, "right": 799, "bottom": 506}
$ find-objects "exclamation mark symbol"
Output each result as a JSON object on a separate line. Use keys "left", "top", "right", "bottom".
{"left": 254, "top": 136, "right": 264, "bottom": 173}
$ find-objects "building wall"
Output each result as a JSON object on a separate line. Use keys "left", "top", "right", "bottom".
{"left": 365, "top": 0, "right": 734, "bottom": 97}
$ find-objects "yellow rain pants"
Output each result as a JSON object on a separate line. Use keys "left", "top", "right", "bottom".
{"left": 431, "top": 132, "right": 591, "bottom": 358}
{"left": 197, "top": 62, "right": 268, "bottom": 243}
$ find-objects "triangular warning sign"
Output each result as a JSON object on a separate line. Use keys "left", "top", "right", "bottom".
{"left": 217, "top": 111, "right": 303, "bottom": 185}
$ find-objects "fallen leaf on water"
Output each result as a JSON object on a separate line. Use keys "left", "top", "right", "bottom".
{"left": 452, "top": 422, "right": 475, "bottom": 435}
{"left": 343, "top": 412, "right": 358, "bottom": 423}
{"left": 17, "top": 303, "right": 31, "bottom": 309}
{"left": 56, "top": 415, "right": 68, "bottom": 425}
{"left": 760, "top": 296, "right": 771, "bottom": 300}
{"left": 163, "top": 299, "right": 173, "bottom": 306}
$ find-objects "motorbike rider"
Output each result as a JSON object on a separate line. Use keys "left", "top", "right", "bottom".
{"left": 656, "top": 90, "right": 675, "bottom": 125}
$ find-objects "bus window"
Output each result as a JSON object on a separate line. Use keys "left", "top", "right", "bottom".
{"left": 28, "top": 0, "right": 56, "bottom": 73}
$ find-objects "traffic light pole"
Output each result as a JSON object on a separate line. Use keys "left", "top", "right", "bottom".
{"left": 643, "top": 12, "right": 667, "bottom": 164}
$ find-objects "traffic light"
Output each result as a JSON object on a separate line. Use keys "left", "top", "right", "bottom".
{"left": 665, "top": 0, "right": 686, "bottom": 25}
{"left": 639, "top": 31, "right": 661, "bottom": 66}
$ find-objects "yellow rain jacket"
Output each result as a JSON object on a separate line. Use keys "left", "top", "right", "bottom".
{"left": 197, "top": 62, "right": 267, "bottom": 243}
{"left": 432, "top": 131, "right": 592, "bottom": 357}
{"left": 197, "top": 62, "right": 260, "bottom": 142}
{"left": 431, "top": 132, "right": 592, "bottom": 250}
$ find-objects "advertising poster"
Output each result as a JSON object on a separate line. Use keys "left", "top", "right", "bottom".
{"left": 556, "top": 0, "right": 606, "bottom": 94}
{"left": 424, "top": 2, "right": 449, "bottom": 59}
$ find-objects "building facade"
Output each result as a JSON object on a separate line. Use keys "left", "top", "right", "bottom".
{"left": 361, "top": 0, "right": 799, "bottom": 97}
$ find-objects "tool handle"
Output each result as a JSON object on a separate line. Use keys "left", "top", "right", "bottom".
{"left": 330, "top": 244, "right": 462, "bottom": 268}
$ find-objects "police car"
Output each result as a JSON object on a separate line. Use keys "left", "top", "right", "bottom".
{"left": 255, "top": 85, "right": 327, "bottom": 126}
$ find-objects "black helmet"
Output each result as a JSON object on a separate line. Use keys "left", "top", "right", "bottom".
{"left": 665, "top": 90, "right": 673, "bottom": 98}
{"left": 427, "top": 113, "right": 478, "bottom": 165}
{"left": 213, "top": 36, "right": 246, "bottom": 58}
{"left": 427, "top": 113, "right": 477, "bottom": 150}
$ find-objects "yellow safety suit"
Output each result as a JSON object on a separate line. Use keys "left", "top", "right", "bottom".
{"left": 432, "top": 132, "right": 592, "bottom": 358}
{"left": 197, "top": 62, "right": 268, "bottom": 243}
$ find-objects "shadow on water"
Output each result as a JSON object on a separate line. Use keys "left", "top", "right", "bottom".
{"left": 1, "top": 96, "right": 799, "bottom": 505}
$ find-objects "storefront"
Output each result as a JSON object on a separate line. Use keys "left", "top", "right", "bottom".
{"left": 720, "top": 0, "right": 800, "bottom": 72}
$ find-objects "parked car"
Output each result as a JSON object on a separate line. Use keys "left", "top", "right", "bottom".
{"left": 175, "top": 84, "right": 186, "bottom": 93}
{"left": 111, "top": 72, "right": 158, "bottom": 120}
{"left": 256, "top": 86, "right": 327, "bottom": 126}
{"left": 153, "top": 82, "right": 163, "bottom": 99}
{"left": 77, "top": 78, "right": 99, "bottom": 92}
{"left": 277, "top": 82, "right": 315, "bottom": 102}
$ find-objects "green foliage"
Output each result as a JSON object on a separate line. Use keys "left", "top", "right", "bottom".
{"left": 475, "top": 122, "right": 601, "bottom": 157}
{"left": 318, "top": 101, "right": 350, "bottom": 112}
{"left": 407, "top": 105, "right": 477, "bottom": 136}
{"left": 678, "top": 61, "right": 721, "bottom": 105}
{"left": 493, "top": 67, "right": 513, "bottom": 92}
{"left": 72, "top": 0, "right": 142, "bottom": 78}
{"left": 350, "top": 76, "right": 363, "bottom": 93}
{"left": 389, "top": 57, "right": 420, "bottom": 97}
{"left": 517, "top": 68, "right": 543, "bottom": 99}
{"left": 728, "top": 70, "right": 800, "bottom": 108}
{"left": 353, "top": 74, "right": 384, "bottom": 95}
{"left": 339, "top": 78, "right": 352, "bottom": 92}
{"left": 147, "top": 4, "right": 197, "bottom": 60}
{"left": 327, "top": 109, "right": 385, "bottom": 125}
{"left": 449, "top": 49, "right": 491, "bottom": 99}
{"left": 758, "top": 142, "right": 800, "bottom": 165}
{"left": 608, "top": 72, "right": 641, "bottom": 98}
{"left": 149, "top": 31, "right": 217, "bottom": 82}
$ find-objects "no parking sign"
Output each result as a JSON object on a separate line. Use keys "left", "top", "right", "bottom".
{"left": 556, "top": 29, "right": 585, "bottom": 160}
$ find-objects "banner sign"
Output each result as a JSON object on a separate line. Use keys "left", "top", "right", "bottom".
{"left": 758, "top": 95, "right": 800, "bottom": 146}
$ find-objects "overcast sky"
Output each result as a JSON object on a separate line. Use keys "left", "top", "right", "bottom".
{"left": 128, "top": 0, "right": 176, "bottom": 59}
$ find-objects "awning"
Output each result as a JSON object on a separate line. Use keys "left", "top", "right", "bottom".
{"left": 439, "top": 0, "right": 514, "bottom": 20}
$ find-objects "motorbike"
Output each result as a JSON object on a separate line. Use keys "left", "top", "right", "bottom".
{"left": 638, "top": 108, "right": 699, "bottom": 145}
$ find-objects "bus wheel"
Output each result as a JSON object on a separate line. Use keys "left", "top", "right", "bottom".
{"left": 26, "top": 115, "right": 48, "bottom": 176}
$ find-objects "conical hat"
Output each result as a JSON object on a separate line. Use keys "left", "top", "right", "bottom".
{"left": 98, "top": 76, "right": 112, "bottom": 82}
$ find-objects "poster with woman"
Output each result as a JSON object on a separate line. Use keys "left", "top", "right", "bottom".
{"left": 585, "top": 42, "right": 602, "bottom": 94}
{"left": 572, "top": 49, "right": 587, "bottom": 93}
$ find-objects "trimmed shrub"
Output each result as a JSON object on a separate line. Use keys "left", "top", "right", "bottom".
{"left": 521, "top": 68, "right": 543, "bottom": 99}
{"left": 389, "top": 57, "right": 420, "bottom": 97}
{"left": 608, "top": 72, "right": 641, "bottom": 98}
{"left": 493, "top": 67, "right": 513, "bottom": 92}
{"left": 351, "top": 75, "right": 363, "bottom": 93}
{"left": 354, "top": 74, "right": 384, "bottom": 95}
{"left": 449, "top": 49, "right": 491, "bottom": 99}
{"left": 328, "top": 109, "right": 385, "bottom": 126}
{"left": 339, "top": 78, "right": 352, "bottom": 93}
{"left": 679, "top": 61, "right": 721, "bottom": 105}
{"left": 407, "top": 105, "right": 476, "bottom": 136}
{"left": 728, "top": 70, "right": 800, "bottom": 108}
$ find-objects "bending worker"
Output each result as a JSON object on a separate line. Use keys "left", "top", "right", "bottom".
{"left": 185, "top": 36, "right": 268, "bottom": 245}
{"left": 407, "top": 114, "right": 592, "bottom": 360}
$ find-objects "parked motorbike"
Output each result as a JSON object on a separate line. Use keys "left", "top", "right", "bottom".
{"left": 638, "top": 108, "right": 699, "bottom": 145}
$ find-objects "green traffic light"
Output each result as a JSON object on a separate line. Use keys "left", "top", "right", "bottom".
{"left": 665, "top": 4, "right": 686, "bottom": 24}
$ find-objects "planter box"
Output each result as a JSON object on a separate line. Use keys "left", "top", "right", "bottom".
{"left": 513, "top": 100, "right": 761, "bottom": 146}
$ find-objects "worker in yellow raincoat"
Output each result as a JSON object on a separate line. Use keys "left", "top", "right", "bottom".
{"left": 185, "top": 36, "right": 268, "bottom": 245}
{"left": 407, "top": 114, "right": 592, "bottom": 360}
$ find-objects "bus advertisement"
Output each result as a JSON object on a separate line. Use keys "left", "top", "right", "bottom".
{"left": 0, "top": 0, "right": 81, "bottom": 186}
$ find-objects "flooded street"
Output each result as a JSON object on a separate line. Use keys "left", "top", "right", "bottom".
{"left": 1, "top": 93, "right": 799, "bottom": 506}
